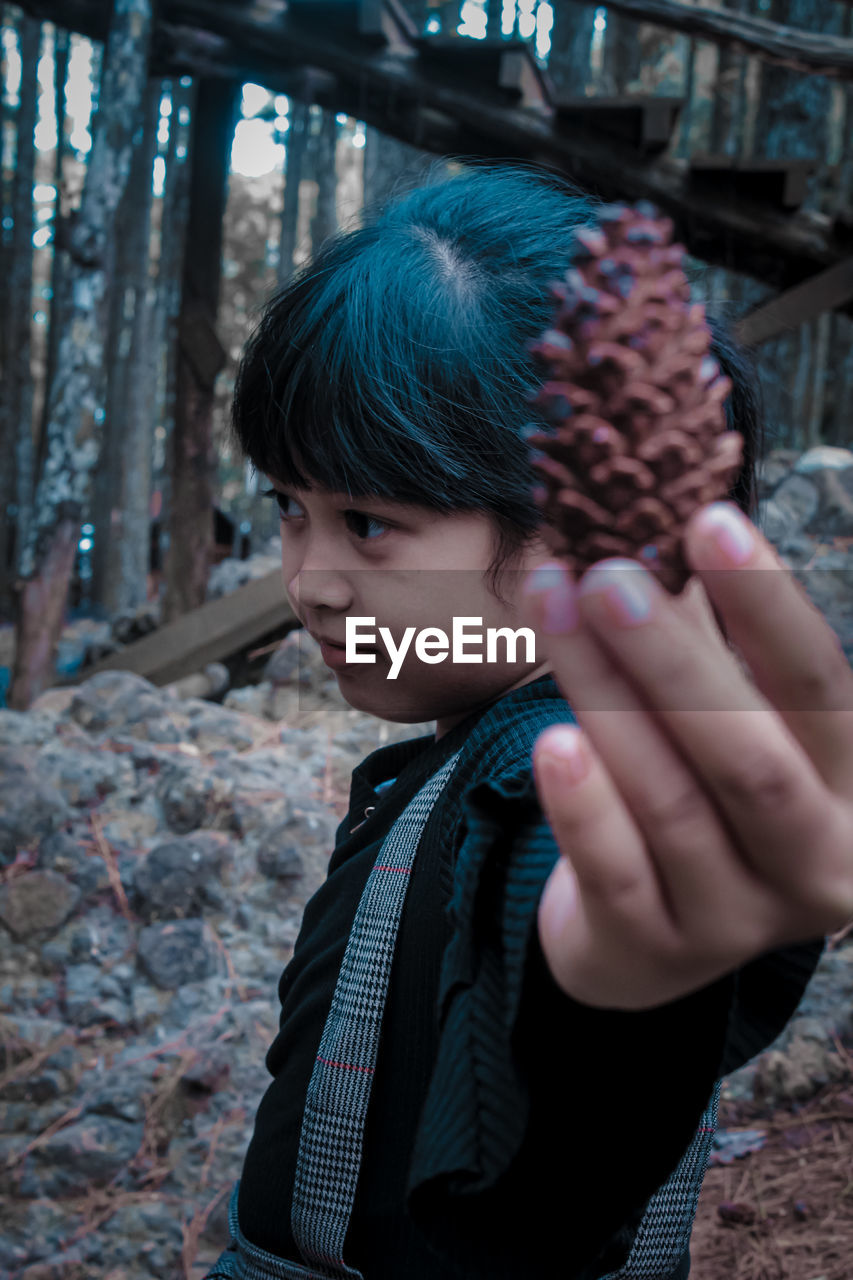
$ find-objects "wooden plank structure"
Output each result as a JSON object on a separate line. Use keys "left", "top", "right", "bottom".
{"left": 17, "top": 0, "right": 853, "bottom": 304}
{"left": 735, "top": 257, "right": 853, "bottom": 348}
{"left": 554, "top": 96, "right": 685, "bottom": 155}
{"left": 78, "top": 571, "right": 296, "bottom": 686}
{"left": 689, "top": 155, "right": 817, "bottom": 213}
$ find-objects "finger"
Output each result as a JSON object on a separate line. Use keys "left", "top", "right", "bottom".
{"left": 685, "top": 501, "right": 853, "bottom": 796}
{"left": 521, "top": 566, "right": 766, "bottom": 940}
{"left": 532, "top": 723, "right": 675, "bottom": 945}
{"left": 572, "top": 554, "right": 836, "bottom": 897}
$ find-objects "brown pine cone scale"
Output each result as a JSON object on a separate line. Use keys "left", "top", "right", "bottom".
{"left": 526, "top": 202, "right": 745, "bottom": 593}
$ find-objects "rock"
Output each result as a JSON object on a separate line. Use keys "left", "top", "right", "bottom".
{"left": 111, "top": 602, "right": 160, "bottom": 645}
{"left": 183, "top": 701, "right": 258, "bottom": 753}
{"left": 24, "top": 1114, "right": 145, "bottom": 1195}
{"left": 0, "top": 870, "right": 81, "bottom": 940}
{"left": 264, "top": 629, "right": 325, "bottom": 685}
{"left": 257, "top": 843, "right": 303, "bottom": 881}
{"left": 180, "top": 1042, "right": 232, "bottom": 1096}
{"left": 775, "top": 531, "right": 818, "bottom": 569}
{"left": 223, "top": 682, "right": 275, "bottom": 717}
{"left": 206, "top": 551, "right": 280, "bottom": 600}
{"left": 255, "top": 808, "right": 333, "bottom": 881}
{"left": 0, "top": 749, "right": 70, "bottom": 862}
{"left": 752, "top": 1031, "right": 848, "bottom": 1106}
{"left": 136, "top": 918, "right": 219, "bottom": 989}
{"left": 29, "top": 686, "right": 78, "bottom": 716}
{"left": 756, "top": 451, "right": 799, "bottom": 498}
{"left": 758, "top": 473, "right": 819, "bottom": 541}
{"left": 63, "top": 962, "right": 131, "bottom": 1027}
{"left": 793, "top": 445, "right": 853, "bottom": 474}
{"left": 156, "top": 762, "right": 218, "bottom": 834}
{"left": 34, "top": 736, "right": 135, "bottom": 808}
{"left": 0, "top": 1199, "right": 84, "bottom": 1270}
{"left": 804, "top": 465, "right": 853, "bottom": 537}
{"left": 95, "top": 1199, "right": 184, "bottom": 1275}
{"left": 69, "top": 670, "right": 165, "bottom": 734}
{"left": 0, "top": 709, "right": 60, "bottom": 748}
{"left": 164, "top": 661, "right": 231, "bottom": 702}
{"left": 38, "top": 828, "right": 112, "bottom": 897}
{"left": 130, "top": 833, "right": 232, "bottom": 922}
{"left": 38, "top": 908, "right": 135, "bottom": 969}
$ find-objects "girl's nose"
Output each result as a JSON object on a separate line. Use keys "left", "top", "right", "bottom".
{"left": 287, "top": 567, "right": 353, "bottom": 612}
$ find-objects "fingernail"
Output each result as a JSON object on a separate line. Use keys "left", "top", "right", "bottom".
{"left": 524, "top": 561, "right": 579, "bottom": 635}
{"left": 696, "top": 502, "right": 755, "bottom": 567}
{"left": 578, "top": 558, "right": 656, "bottom": 627}
{"left": 539, "top": 725, "right": 590, "bottom": 787}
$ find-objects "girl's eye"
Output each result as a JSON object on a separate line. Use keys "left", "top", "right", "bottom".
{"left": 344, "top": 509, "right": 390, "bottom": 541}
{"left": 261, "top": 489, "right": 391, "bottom": 541}
{"left": 261, "top": 487, "right": 303, "bottom": 521}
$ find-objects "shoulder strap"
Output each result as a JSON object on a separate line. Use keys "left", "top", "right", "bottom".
{"left": 290, "top": 749, "right": 464, "bottom": 1279}
{"left": 598, "top": 1081, "right": 720, "bottom": 1280}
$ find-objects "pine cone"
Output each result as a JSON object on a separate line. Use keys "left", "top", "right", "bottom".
{"left": 525, "top": 202, "right": 745, "bottom": 593}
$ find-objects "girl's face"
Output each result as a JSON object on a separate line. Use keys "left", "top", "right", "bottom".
{"left": 266, "top": 480, "right": 553, "bottom": 735}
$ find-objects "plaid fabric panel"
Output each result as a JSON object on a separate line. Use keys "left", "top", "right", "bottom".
{"left": 290, "top": 749, "right": 464, "bottom": 1280}
{"left": 599, "top": 1080, "right": 721, "bottom": 1280}
{"left": 201, "top": 1179, "right": 335, "bottom": 1279}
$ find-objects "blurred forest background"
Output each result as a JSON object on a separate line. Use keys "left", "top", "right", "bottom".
{"left": 1, "top": 0, "right": 852, "bottom": 711}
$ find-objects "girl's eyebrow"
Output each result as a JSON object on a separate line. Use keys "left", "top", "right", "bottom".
{"left": 265, "top": 480, "right": 419, "bottom": 516}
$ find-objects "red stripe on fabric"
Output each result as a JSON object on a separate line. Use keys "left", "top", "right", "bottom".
{"left": 317, "top": 1055, "right": 375, "bottom": 1074}
{"left": 372, "top": 865, "right": 411, "bottom": 874}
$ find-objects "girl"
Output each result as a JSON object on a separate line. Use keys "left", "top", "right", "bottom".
{"left": 204, "top": 163, "right": 853, "bottom": 1280}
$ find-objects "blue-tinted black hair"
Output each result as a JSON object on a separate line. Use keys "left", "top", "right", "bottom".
{"left": 232, "top": 161, "right": 764, "bottom": 592}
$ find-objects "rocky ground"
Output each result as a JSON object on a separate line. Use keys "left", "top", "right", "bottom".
{"left": 0, "top": 445, "right": 852, "bottom": 1278}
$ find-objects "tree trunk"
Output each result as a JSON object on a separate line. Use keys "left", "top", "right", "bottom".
{"left": 546, "top": 1, "right": 597, "bottom": 97}
{"left": 709, "top": 0, "right": 750, "bottom": 156}
{"left": 0, "top": 14, "right": 40, "bottom": 619}
{"left": 89, "top": 222, "right": 126, "bottom": 611}
{"left": 751, "top": 0, "right": 842, "bottom": 177}
{"left": 485, "top": 0, "right": 502, "bottom": 39}
{"left": 152, "top": 76, "right": 194, "bottom": 598}
{"left": 38, "top": 24, "right": 71, "bottom": 463}
{"left": 161, "top": 76, "right": 238, "bottom": 624}
{"left": 600, "top": 10, "right": 643, "bottom": 95}
{"left": 8, "top": 0, "right": 153, "bottom": 711}
{"left": 362, "top": 124, "right": 438, "bottom": 217}
{"left": 310, "top": 106, "right": 339, "bottom": 256}
{"left": 278, "top": 97, "right": 309, "bottom": 286}
{"left": 91, "top": 77, "right": 161, "bottom": 616}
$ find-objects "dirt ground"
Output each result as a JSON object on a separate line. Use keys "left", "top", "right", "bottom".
{"left": 690, "top": 1048, "right": 853, "bottom": 1280}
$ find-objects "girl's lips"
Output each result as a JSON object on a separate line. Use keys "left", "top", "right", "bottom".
{"left": 317, "top": 640, "right": 349, "bottom": 669}
{"left": 317, "top": 637, "right": 380, "bottom": 669}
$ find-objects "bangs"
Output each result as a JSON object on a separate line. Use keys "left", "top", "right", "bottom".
{"left": 232, "top": 225, "right": 516, "bottom": 511}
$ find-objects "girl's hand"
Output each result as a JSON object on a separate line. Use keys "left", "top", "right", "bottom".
{"left": 520, "top": 501, "right": 853, "bottom": 1011}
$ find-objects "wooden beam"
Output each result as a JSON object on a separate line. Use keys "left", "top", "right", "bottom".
{"left": 78, "top": 569, "right": 296, "bottom": 686}
{"left": 287, "top": 0, "right": 388, "bottom": 49}
{"left": 21, "top": 0, "right": 853, "bottom": 83}
{"left": 554, "top": 96, "right": 685, "bottom": 154}
{"left": 734, "top": 258, "right": 853, "bottom": 348}
{"left": 689, "top": 155, "right": 816, "bottom": 211}
{"left": 591, "top": 0, "right": 853, "bottom": 81}
{"left": 411, "top": 35, "right": 552, "bottom": 112}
